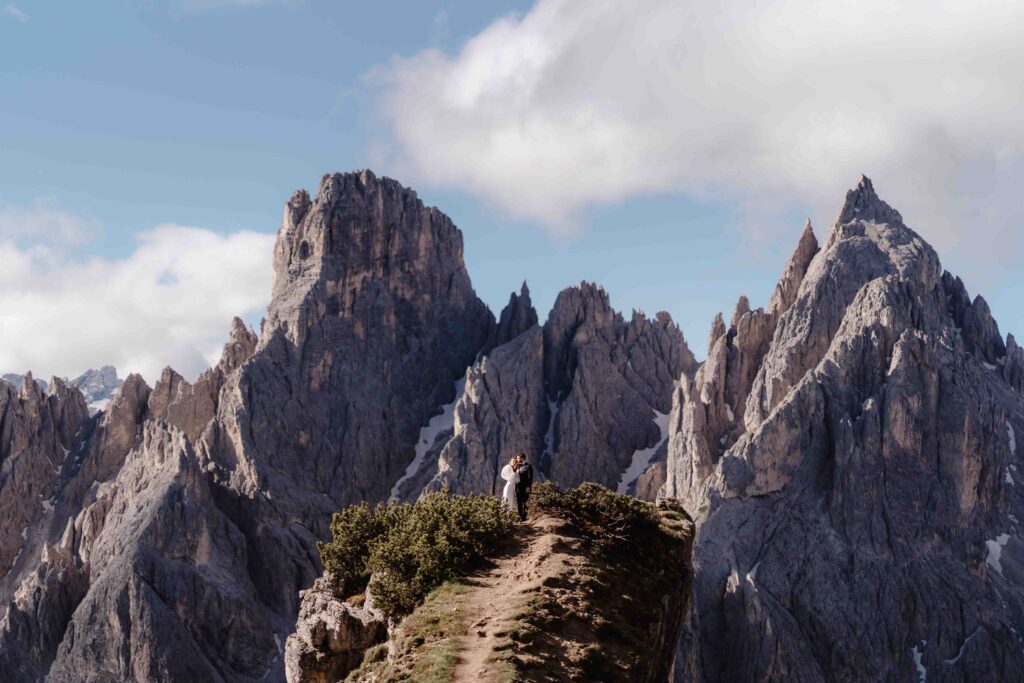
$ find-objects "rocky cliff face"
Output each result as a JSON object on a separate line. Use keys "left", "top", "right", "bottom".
{"left": 667, "top": 177, "right": 1024, "bottom": 682}
{"left": 3, "top": 170, "right": 1022, "bottom": 682}
{"left": 5, "top": 170, "right": 688, "bottom": 681}
{"left": 413, "top": 282, "right": 697, "bottom": 501}
{"left": 0, "top": 171, "right": 504, "bottom": 681}
{"left": 663, "top": 222, "right": 819, "bottom": 511}
{"left": 543, "top": 285, "right": 697, "bottom": 490}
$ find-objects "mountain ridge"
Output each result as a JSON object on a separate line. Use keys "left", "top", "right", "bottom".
{"left": 0, "top": 170, "right": 1021, "bottom": 682}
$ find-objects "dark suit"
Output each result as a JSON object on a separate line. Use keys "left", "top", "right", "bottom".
{"left": 514, "top": 462, "right": 533, "bottom": 521}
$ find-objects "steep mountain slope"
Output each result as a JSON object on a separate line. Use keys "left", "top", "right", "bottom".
{"left": 666, "top": 177, "right": 1024, "bottom": 681}
{"left": 0, "top": 171, "right": 498, "bottom": 681}
{"left": 3, "top": 170, "right": 1022, "bottom": 681}
{"left": 418, "top": 282, "right": 697, "bottom": 500}
{"left": 0, "top": 170, "right": 693, "bottom": 681}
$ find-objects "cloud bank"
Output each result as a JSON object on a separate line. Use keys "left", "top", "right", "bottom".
{"left": 0, "top": 215, "right": 274, "bottom": 384}
{"left": 372, "top": 0, "right": 1024, "bottom": 272}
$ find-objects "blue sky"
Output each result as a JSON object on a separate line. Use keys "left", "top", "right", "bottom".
{"left": 2, "top": 0, "right": 1022, "bottom": 381}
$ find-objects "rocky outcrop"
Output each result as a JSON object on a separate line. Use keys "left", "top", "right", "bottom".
{"left": 0, "top": 171, "right": 501, "bottom": 681}
{"left": 544, "top": 285, "right": 696, "bottom": 489}
{"left": 46, "top": 420, "right": 275, "bottom": 682}
{"left": 767, "top": 219, "right": 819, "bottom": 317}
{"left": 340, "top": 490, "right": 694, "bottom": 683}
{"left": 943, "top": 272, "right": 1007, "bottom": 365}
{"left": 148, "top": 317, "right": 257, "bottom": 443}
{"left": 1, "top": 374, "right": 47, "bottom": 392}
{"left": 411, "top": 281, "right": 695, "bottom": 501}
{"left": 284, "top": 575, "right": 386, "bottom": 683}
{"left": 662, "top": 224, "right": 819, "bottom": 509}
{"left": 1005, "top": 333, "right": 1024, "bottom": 391}
{"left": 491, "top": 281, "right": 539, "bottom": 348}
{"left": 670, "top": 176, "right": 1024, "bottom": 682}
{"left": 429, "top": 325, "right": 548, "bottom": 495}
{"left": 0, "top": 375, "right": 89, "bottom": 582}
{"left": 210, "top": 171, "right": 495, "bottom": 510}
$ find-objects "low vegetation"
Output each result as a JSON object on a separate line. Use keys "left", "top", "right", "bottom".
{"left": 505, "top": 482, "right": 694, "bottom": 680}
{"left": 530, "top": 481, "right": 662, "bottom": 555}
{"left": 345, "top": 582, "right": 471, "bottom": 683}
{"left": 318, "top": 488, "right": 516, "bottom": 616}
{"left": 319, "top": 483, "right": 693, "bottom": 682}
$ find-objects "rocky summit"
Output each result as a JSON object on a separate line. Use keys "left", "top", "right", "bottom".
{"left": 0, "top": 171, "right": 1022, "bottom": 682}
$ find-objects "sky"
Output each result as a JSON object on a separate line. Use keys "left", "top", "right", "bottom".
{"left": 1, "top": 0, "right": 1022, "bottom": 383}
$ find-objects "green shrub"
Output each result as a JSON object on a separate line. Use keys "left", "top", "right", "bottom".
{"left": 318, "top": 490, "right": 515, "bottom": 617}
{"left": 318, "top": 501, "right": 409, "bottom": 593}
{"left": 531, "top": 481, "right": 658, "bottom": 555}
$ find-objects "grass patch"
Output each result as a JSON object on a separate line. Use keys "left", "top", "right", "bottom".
{"left": 346, "top": 582, "right": 470, "bottom": 683}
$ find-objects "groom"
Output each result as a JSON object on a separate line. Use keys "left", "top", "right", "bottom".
{"left": 513, "top": 453, "right": 533, "bottom": 522}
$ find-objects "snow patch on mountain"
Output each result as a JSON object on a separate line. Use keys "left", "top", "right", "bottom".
{"left": 986, "top": 534, "right": 1010, "bottom": 576}
{"left": 616, "top": 407, "right": 671, "bottom": 494}
{"left": 389, "top": 377, "right": 466, "bottom": 503}
{"left": 911, "top": 642, "right": 927, "bottom": 683}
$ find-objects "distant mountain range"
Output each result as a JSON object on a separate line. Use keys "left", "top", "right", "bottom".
{"left": 0, "top": 171, "right": 1021, "bottom": 682}
{"left": 2, "top": 366, "right": 123, "bottom": 416}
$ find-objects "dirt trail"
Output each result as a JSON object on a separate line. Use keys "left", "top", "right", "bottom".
{"left": 451, "top": 515, "right": 575, "bottom": 682}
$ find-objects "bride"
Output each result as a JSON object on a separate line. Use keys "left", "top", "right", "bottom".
{"left": 500, "top": 456, "right": 520, "bottom": 511}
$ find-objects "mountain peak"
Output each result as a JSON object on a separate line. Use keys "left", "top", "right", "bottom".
{"left": 491, "top": 281, "right": 539, "bottom": 347}
{"left": 836, "top": 174, "right": 903, "bottom": 227}
{"left": 768, "top": 218, "right": 820, "bottom": 317}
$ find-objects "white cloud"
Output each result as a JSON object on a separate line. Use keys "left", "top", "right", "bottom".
{"left": 2, "top": 4, "right": 28, "bottom": 22}
{"left": 0, "top": 199, "right": 93, "bottom": 244}
{"left": 370, "top": 0, "right": 1024, "bottom": 275}
{"left": 0, "top": 222, "right": 274, "bottom": 384}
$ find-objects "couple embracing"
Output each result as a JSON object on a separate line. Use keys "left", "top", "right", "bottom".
{"left": 500, "top": 452, "right": 534, "bottom": 522}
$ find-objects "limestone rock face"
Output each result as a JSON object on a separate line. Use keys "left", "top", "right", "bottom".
{"left": 0, "top": 171, "right": 501, "bottom": 681}
{"left": 943, "top": 272, "right": 1007, "bottom": 364}
{"left": 544, "top": 285, "right": 697, "bottom": 489}
{"left": 0, "top": 375, "right": 89, "bottom": 582}
{"left": 148, "top": 317, "right": 258, "bottom": 444}
{"left": 0, "top": 374, "right": 47, "bottom": 392}
{"left": 491, "top": 281, "right": 539, "bottom": 348}
{"left": 429, "top": 325, "right": 548, "bottom": 496}
{"left": 405, "top": 281, "right": 696, "bottom": 502}
{"left": 662, "top": 223, "right": 819, "bottom": 510}
{"left": 767, "top": 219, "right": 819, "bottom": 317}
{"left": 1005, "top": 334, "right": 1024, "bottom": 391}
{"left": 284, "top": 575, "right": 386, "bottom": 683}
{"left": 669, "top": 176, "right": 1024, "bottom": 682}
{"left": 45, "top": 420, "right": 275, "bottom": 682}
{"left": 215, "top": 170, "right": 495, "bottom": 509}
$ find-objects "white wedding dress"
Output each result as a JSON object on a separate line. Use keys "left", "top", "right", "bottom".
{"left": 500, "top": 464, "right": 519, "bottom": 511}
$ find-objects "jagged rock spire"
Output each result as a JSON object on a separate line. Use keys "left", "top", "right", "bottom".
{"left": 707, "top": 313, "right": 726, "bottom": 356}
{"left": 768, "top": 219, "right": 819, "bottom": 317}
{"left": 491, "top": 281, "right": 539, "bottom": 348}
{"left": 218, "top": 317, "right": 258, "bottom": 372}
{"left": 674, "top": 175, "right": 1024, "bottom": 682}
{"left": 835, "top": 174, "right": 903, "bottom": 227}
{"left": 729, "top": 296, "right": 751, "bottom": 329}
